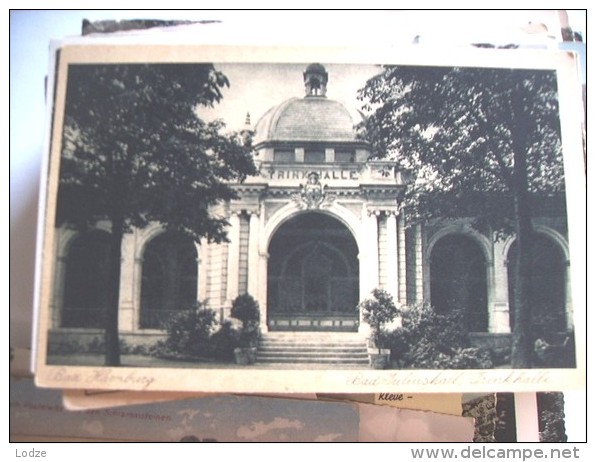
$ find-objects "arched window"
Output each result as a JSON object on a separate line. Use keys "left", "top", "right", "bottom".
{"left": 62, "top": 230, "right": 112, "bottom": 328}
{"left": 507, "top": 234, "right": 566, "bottom": 335}
{"left": 140, "top": 232, "right": 198, "bottom": 329}
{"left": 430, "top": 234, "right": 488, "bottom": 332}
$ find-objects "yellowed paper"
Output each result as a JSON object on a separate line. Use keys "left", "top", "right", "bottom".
{"left": 318, "top": 393, "right": 462, "bottom": 416}
{"left": 62, "top": 389, "right": 216, "bottom": 411}
{"left": 34, "top": 41, "right": 585, "bottom": 395}
{"left": 62, "top": 389, "right": 317, "bottom": 411}
{"left": 358, "top": 403, "right": 475, "bottom": 442}
{"left": 374, "top": 393, "right": 462, "bottom": 416}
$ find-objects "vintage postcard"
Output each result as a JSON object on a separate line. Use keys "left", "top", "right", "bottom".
{"left": 33, "top": 40, "right": 585, "bottom": 394}
{"left": 318, "top": 393, "right": 463, "bottom": 416}
{"left": 12, "top": 378, "right": 475, "bottom": 442}
{"left": 62, "top": 389, "right": 317, "bottom": 411}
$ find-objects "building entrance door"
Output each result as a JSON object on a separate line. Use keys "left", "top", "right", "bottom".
{"left": 267, "top": 212, "right": 359, "bottom": 331}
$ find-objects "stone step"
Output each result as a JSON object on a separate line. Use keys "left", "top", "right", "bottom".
{"left": 260, "top": 346, "right": 368, "bottom": 353}
{"left": 259, "top": 341, "right": 366, "bottom": 348}
{"left": 258, "top": 355, "right": 369, "bottom": 364}
{"left": 258, "top": 346, "right": 368, "bottom": 354}
{"left": 258, "top": 356, "right": 369, "bottom": 363}
{"left": 257, "top": 333, "right": 369, "bottom": 365}
{"left": 259, "top": 334, "right": 366, "bottom": 344}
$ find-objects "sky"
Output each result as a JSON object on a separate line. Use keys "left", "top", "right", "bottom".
{"left": 198, "top": 62, "right": 382, "bottom": 131}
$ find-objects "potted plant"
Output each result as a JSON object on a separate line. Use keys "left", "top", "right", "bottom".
{"left": 230, "top": 293, "right": 261, "bottom": 365}
{"left": 359, "top": 288, "right": 398, "bottom": 369}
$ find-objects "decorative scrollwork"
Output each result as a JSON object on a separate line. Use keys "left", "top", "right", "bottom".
{"left": 291, "top": 171, "right": 335, "bottom": 209}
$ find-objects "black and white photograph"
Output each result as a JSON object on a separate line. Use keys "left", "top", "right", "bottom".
{"left": 33, "top": 43, "right": 585, "bottom": 394}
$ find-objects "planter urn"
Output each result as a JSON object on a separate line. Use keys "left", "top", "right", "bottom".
{"left": 234, "top": 347, "right": 258, "bottom": 365}
{"left": 368, "top": 348, "right": 391, "bottom": 369}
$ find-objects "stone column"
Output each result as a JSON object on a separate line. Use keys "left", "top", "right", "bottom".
{"left": 414, "top": 224, "right": 424, "bottom": 303}
{"left": 257, "top": 251, "right": 269, "bottom": 332}
{"left": 358, "top": 210, "right": 379, "bottom": 335}
{"left": 118, "top": 232, "right": 135, "bottom": 331}
{"left": 359, "top": 210, "right": 379, "bottom": 309}
{"left": 325, "top": 148, "right": 334, "bottom": 163}
{"left": 565, "top": 260, "right": 574, "bottom": 330}
{"left": 225, "top": 212, "right": 241, "bottom": 306}
{"left": 52, "top": 256, "right": 67, "bottom": 328}
{"left": 397, "top": 214, "right": 407, "bottom": 304}
{"left": 247, "top": 211, "right": 260, "bottom": 297}
{"left": 198, "top": 239, "right": 209, "bottom": 301}
{"left": 490, "top": 239, "right": 511, "bottom": 333}
{"left": 133, "top": 255, "right": 143, "bottom": 328}
{"left": 385, "top": 212, "right": 399, "bottom": 302}
{"left": 52, "top": 229, "right": 75, "bottom": 329}
{"left": 206, "top": 242, "right": 224, "bottom": 309}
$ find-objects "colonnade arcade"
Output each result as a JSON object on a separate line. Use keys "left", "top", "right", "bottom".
{"left": 50, "top": 194, "right": 572, "bottom": 340}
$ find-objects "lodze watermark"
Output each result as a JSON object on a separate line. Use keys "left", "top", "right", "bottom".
{"left": 15, "top": 448, "right": 47, "bottom": 458}
{"left": 411, "top": 446, "right": 581, "bottom": 460}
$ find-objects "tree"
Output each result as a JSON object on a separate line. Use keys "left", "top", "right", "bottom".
{"left": 358, "top": 65, "right": 565, "bottom": 368}
{"left": 56, "top": 63, "right": 257, "bottom": 366}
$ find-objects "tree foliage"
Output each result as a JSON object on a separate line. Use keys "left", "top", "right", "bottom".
{"left": 358, "top": 65, "right": 564, "bottom": 234}
{"left": 358, "top": 64, "right": 567, "bottom": 368}
{"left": 58, "top": 63, "right": 257, "bottom": 241}
{"left": 56, "top": 63, "right": 257, "bottom": 365}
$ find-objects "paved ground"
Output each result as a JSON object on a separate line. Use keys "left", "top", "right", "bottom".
{"left": 47, "top": 354, "right": 369, "bottom": 370}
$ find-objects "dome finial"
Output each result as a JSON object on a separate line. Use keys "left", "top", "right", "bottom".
{"left": 303, "top": 63, "right": 328, "bottom": 97}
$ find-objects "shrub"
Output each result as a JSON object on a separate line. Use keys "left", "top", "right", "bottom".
{"left": 383, "top": 303, "right": 493, "bottom": 369}
{"left": 358, "top": 288, "right": 398, "bottom": 350}
{"left": 150, "top": 301, "right": 249, "bottom": 362}
{"left": 158, "top": 302, "right": 219, "bottom": 358}
{"left": 230, "top": 294, "right": 261, "bottom": 347}
{"left": 533, "top": 331, "right": 575, "bottom": 368}
{"left": 209, "top": 320, "right": 240, "bottom": 361}
{"left": 47, "top": 339, "right": 83, "bottom": 355}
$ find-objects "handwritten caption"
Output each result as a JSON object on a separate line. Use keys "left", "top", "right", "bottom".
{"left": 49, "top": 367, "right": 156, "bottom": 390}
{"left": 347, "top": 370, "right": 552, "bottom": 388}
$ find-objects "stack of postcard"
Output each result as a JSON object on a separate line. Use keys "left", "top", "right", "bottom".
{"left": 12, "top": 13, "right": 585, "bottom": 442}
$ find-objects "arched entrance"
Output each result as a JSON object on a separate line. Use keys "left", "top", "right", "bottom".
{"left": 507, "top": 234, "right": 567, "bottom": 336}
{"left": 267, "top": 212, "right": 359, "bottom": 331}
{"left": 430, "top": 234, "right": 488, "bottom": 332}
{"left": 61, "top": 230, "right": 112, "bottom": 328}
{"left": 140, "top": 232, "right": 198, "bottom": 329}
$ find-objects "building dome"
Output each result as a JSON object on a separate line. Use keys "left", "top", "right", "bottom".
{"left": 253, "top": 63, "right": 363, "bottom": 147}
{"left": 253, "top": 97, "right": 361, "bottom": 146}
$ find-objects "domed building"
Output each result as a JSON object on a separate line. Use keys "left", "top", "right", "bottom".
{"left": 226, "top": 63, "right": 409, "bottom": 334}
{"left": 47, "top": 63, "right": 573, "bottom": 366}
{"left": 253, "top": 64, "right": 366, "bottom": 148}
